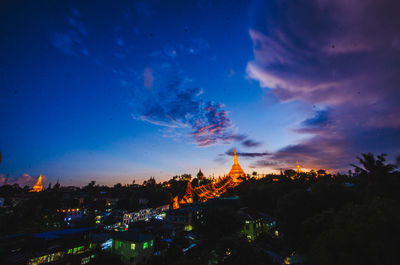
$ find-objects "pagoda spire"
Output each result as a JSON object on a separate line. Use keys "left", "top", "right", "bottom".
{"left": 233, "top": 148, "right": 239, "bottom": 165}
{"left": 30, "top": 175, "right": 43, "bottom": 192}
{"left": 228, "top": 148, "right": 246, "bottom": 182}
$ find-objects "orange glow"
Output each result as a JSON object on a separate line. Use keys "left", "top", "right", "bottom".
{"left": 29, "top": 175, "right": 43, "bottom": 192}
{"left": 178, "top": 148, "right": 244, "bottom": 202}
{"left": 227, "top": 149, "right": 246, "bottom": 182}
{"left": 172, "top": 196, "right": 180, "bottom": 209}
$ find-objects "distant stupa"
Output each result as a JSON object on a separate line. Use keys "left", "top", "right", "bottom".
{"left": 296, "top": 161, "right": 301, "bottom": 173}
{"left": 30, "top": 175, "right": 43, "bottom": 192}
{"left": 228, "top": 149, "right": 246, "bottom": 182}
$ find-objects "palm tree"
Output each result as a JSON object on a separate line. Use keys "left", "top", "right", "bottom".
{"left": 351, "top": 153, "right": 397, "bottom": 176}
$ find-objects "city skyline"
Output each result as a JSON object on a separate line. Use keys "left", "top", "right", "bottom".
{"left": 1, "top": 0, "right": 400, "bottom": 186}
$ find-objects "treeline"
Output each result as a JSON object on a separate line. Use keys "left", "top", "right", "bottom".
{"left": 233, "top": 153, "right": 400, "bottom": 265}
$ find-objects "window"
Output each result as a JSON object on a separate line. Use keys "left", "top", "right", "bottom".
{"left": 143, "top": 242, "right": 148, "bottom": 249}
{"left": 150, "top": 240, "right": 153, "bottom": 247}
{"left": 131, "top": 243, "right": 136, "bottom": 250}
{"left": 119, "top": 241, "right": 123, "bottom": 248}
{"left": 81, "top": 256, "right": 90, "bottom": 265}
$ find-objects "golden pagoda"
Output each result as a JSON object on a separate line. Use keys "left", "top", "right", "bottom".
{"left": 296, "top": 161, "right": 301, "bottom": 174}
{"left": 228, "top": 149, "right": 246, "bottom": 182}
{"left": 30, "top": 175, "right": 43, "bottom": 192}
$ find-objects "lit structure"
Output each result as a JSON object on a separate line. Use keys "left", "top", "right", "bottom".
{"left": 24, "top": 227, "right": 97, "bottom": 265}
{"left": 296, "top": 161, "right": 301, "bottom": 174}
{"left": 178, "top": 148, "right": 246, "bottom": 203}
{"left": 179, "top": 181, "right": 194, "bottom": 204}
{"left": 172, "top": 196, "right": 180, "bottom": 209}
{"left": 122, "top": 205, "right": 169, "bottom": 226}
{"left": 29, "top": 175, "right": 43, "bottom": 192}
{"left": 112, "top": 231, "right": 154, "bottom": 265}
{"left": 227, "top": 149, "right": 246, "bottom": 182}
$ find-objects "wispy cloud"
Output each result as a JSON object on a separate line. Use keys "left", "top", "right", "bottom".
{"left": 50, "top": 8, "right": 88, "bottom": 56}
{"left": 128, "top": 66, "right": 243, "bottom": 147}
{"left": 225, "top": 148, "right": 270, "bottom": 158}
{"left": 241, "top": 139, "right": 262, "bottom": 148}
{"left": 247, "top": 0, "right": 400, "bottom": 170}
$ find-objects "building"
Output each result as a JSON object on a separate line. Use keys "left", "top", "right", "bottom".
{"left": 112, "top": 230, "right": 155, "bottom": 265}
{"left": 165, "top": 206, "right": 201, "bottom": 231}
{"left": 123, "top": 205, "right": 169, "bottom": 226}
{"left": 3, "top": 227, "right": 98, "bottom": 265}
{"left": 240, "top": 209, "right": 276, "bottom": 241}
{"left": 56, "top": 208, "right": 85, "bottom": 227}
{"left": 228, "top": 149, "right": 246, "bottom": 182}
{"left": 29, "top": 175, "right": 43, "bottom": 192}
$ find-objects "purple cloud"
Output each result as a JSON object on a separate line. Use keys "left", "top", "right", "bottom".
{"left": 247, "top": 0, "right": 400, "bottom": 171}
{"left": 241, "top": 139, "right": 262, "bottom": 148}
{"left": 225, "top": 148, "right": 270, "bottom": 158}
{"left": 130, "top": 66, "right": 243, "bottom": 147}
{"left": 0, "top": 173, "right": 47, "bottom": 188}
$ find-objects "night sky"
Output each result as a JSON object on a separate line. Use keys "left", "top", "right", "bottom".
{"left": 1, "top": 0, "right": 400, "bottom": 186}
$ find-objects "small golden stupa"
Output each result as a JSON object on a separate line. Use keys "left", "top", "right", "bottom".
{"left": 30, "top": 175, "right": 43, "bottom": 192}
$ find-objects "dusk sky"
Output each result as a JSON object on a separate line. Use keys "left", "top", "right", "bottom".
{"left": 1, "top": 0, "right": 400, "bottom": 186}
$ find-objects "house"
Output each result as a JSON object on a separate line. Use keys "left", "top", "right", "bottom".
{"left": 4, "top": 227, "right": 98, "bottom": 265}
{"left": 240, "top": 209, "right": 275, "bottom": 241}
{"left": 112, "top": 230, "right": 155, "bottom": 265}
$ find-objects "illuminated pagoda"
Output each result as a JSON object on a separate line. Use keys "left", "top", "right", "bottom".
{"left": 30, "top": 175, "right": 43, "bottom": 192}
{"left": 228, "top": 149, "right": 246, "bottom": 182}
{"left": 296, "top": 161, "right": 301, "bottom": 174}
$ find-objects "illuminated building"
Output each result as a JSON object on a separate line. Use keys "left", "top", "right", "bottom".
{"left": 122, "top": 205, "right": 169, "bottom": 226}
{"left": 58, "top": 208, "right": 84, "bottom": 226}
{"left": 172, "top": 196, "right": 179, "bottom": 209}
{"left": 179, "top": 181, "right": 193, "bottom": 204}
{"left": 4, "top": 227, "right": 98, "bottom": 265}
{"left": 227, "top": 149, "right": 246, "bottom": 182}
{"left": 29, "top": 175, "right": 43, "bottom": 192}
{"left": 240, "top": 210, "right": 276, "bottom": 242}
{"left": 296, "top": 161, "right": 301, "bottom": 174}
{"left": 176, "top": 147, "right": 246, "bottom": 203}
{"left": 112, "top": 230, "right": 154, "bottom": 265}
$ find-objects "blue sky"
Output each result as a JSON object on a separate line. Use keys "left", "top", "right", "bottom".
{"left": 1, "top": 0, "right": 399, "bottom": 186}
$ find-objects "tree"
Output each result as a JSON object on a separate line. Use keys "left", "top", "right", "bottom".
{"left": 308, "top": 198, "right": 400, "bottom": 265}
{"left": 284, "top": 169, "right": 296, "bottom": 178}
{"left": 351, "top": 153, "right": 396, "bottom": 176}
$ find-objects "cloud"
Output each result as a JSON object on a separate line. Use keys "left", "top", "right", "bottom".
{"left": 0, "top": 174, "right": 47, "bottom": 188}
{"left": 129, "top": 66, "right": 242, "bottom": 147}
{"left": 247, "top": 0, "right": 400, "bottom": 170}
{"left": 225, "top": 148, "right": 270, "bottom": 158}
{"left": 51, "top": 8, "right": 88, "bottom": 56}
{"left": 241, "top": 139, "right": 262, "bottom": 148}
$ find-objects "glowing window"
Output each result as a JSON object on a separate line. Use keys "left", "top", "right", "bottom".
{"left": 143, "top": 242, "right": 148, "bottom": 249}
{"left": 131, "top": 243, "right": 136, "bottom": 250}
{"left": 150, "top": 240, "right": 153, "bottom": 247}
{"left": 119, "top": 241, "right": 123, "bottom": 247}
